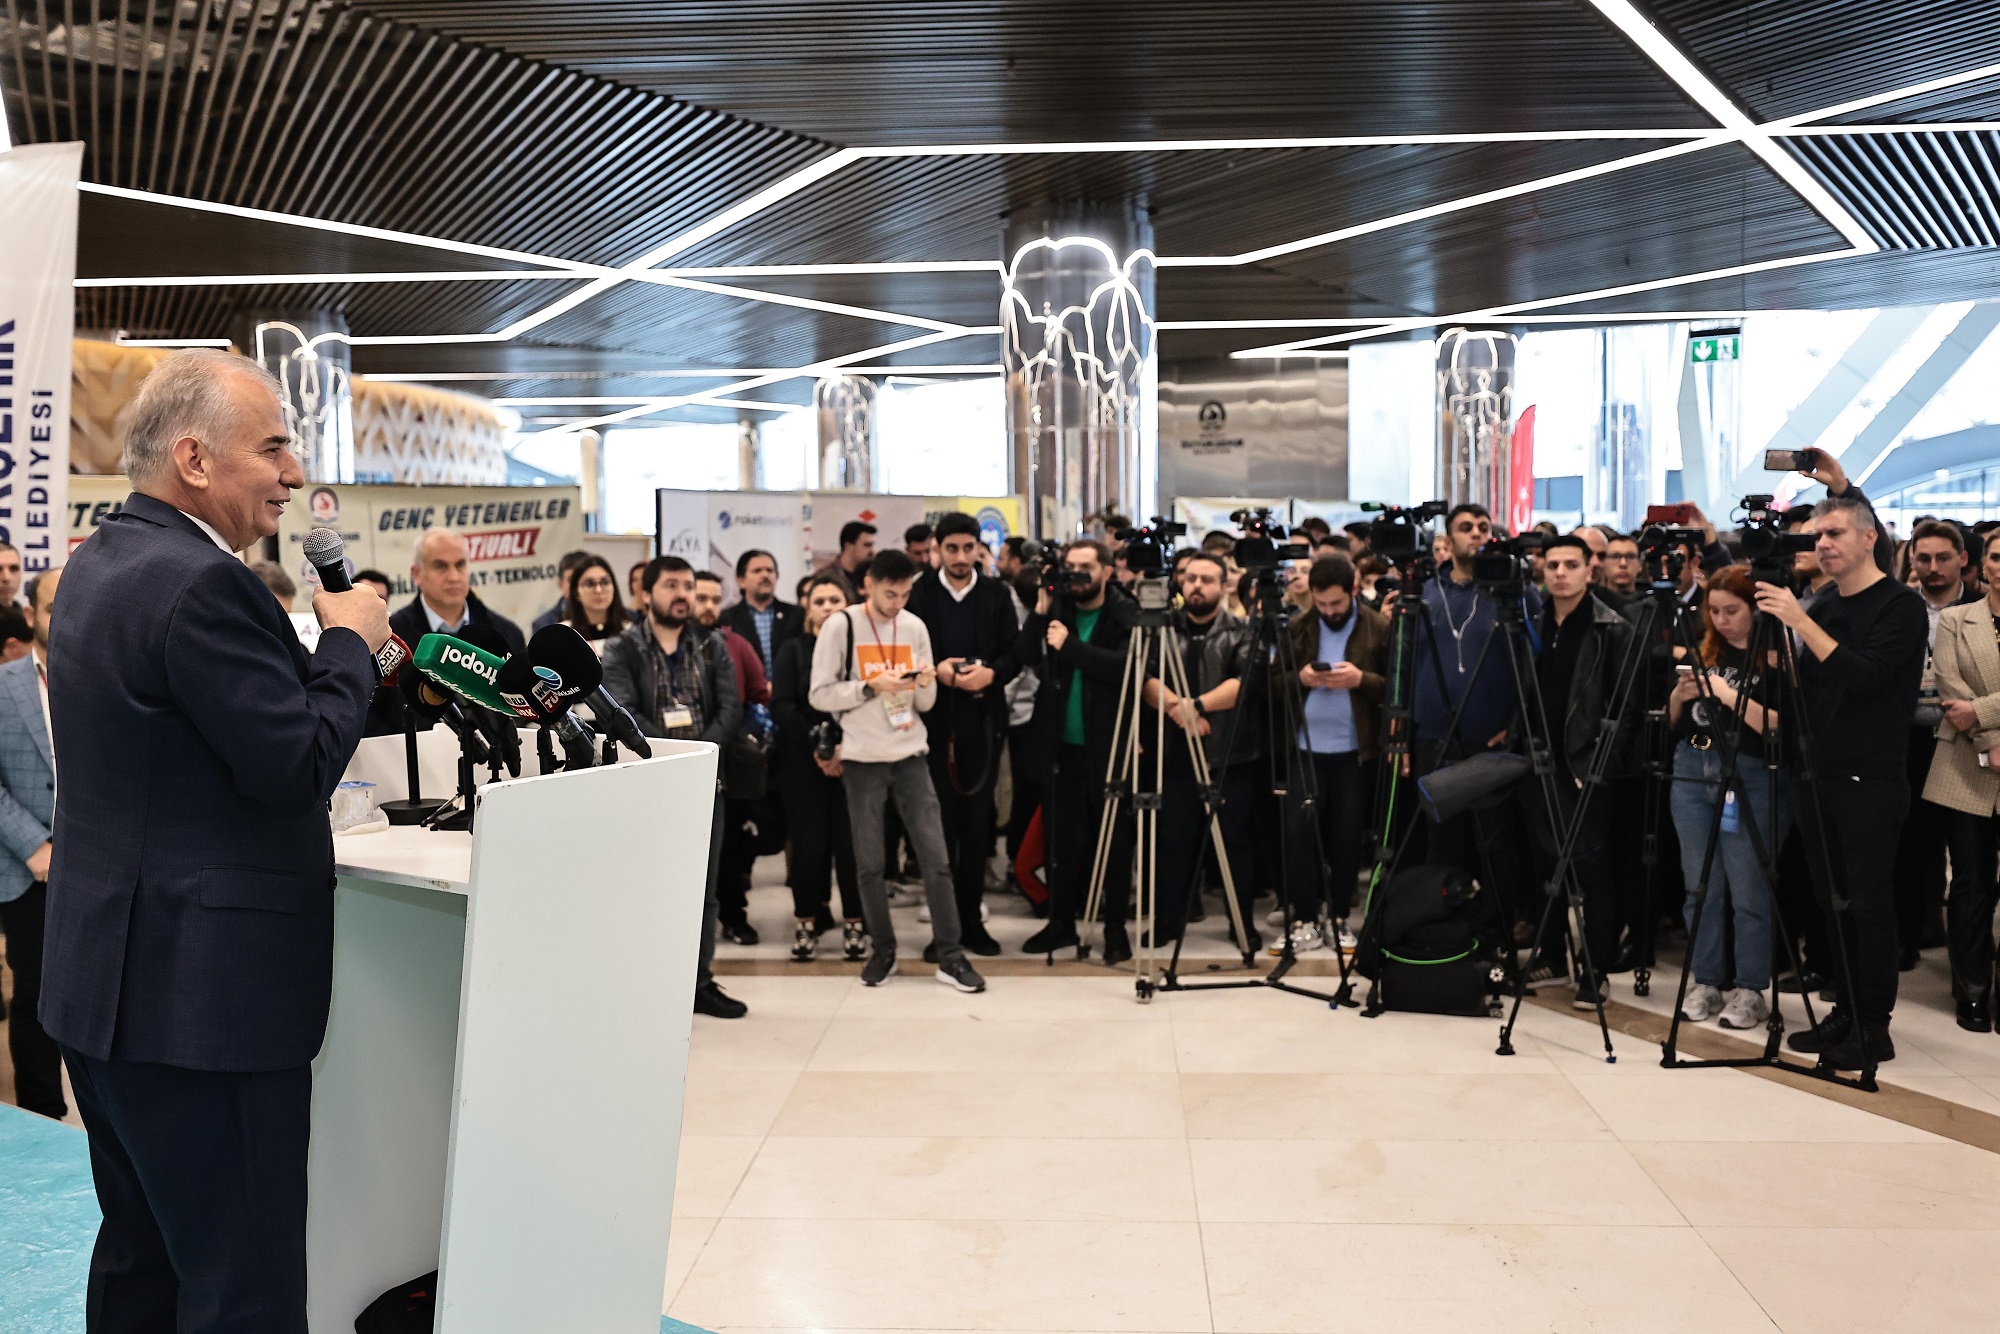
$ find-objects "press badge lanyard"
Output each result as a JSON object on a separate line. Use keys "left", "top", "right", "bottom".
{"left": 865, "top": 610, "right": 917, "bottom": 730}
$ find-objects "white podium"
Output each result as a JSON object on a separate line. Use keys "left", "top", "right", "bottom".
{"left": 304, "top": 743, "right": 717, "bottom": 1334}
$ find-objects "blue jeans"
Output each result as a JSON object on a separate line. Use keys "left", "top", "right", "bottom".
{"left": 1670, "top": 742, "right": 1792, "bottom": 991}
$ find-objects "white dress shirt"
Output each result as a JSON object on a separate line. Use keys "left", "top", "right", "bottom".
{"left": 173, "top": 508, "right": 236, "bottom": 555}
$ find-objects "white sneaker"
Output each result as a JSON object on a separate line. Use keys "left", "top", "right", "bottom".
{"left": 1681, "top": 982, "right": 1725, "bottom": 1023}
{"left": 918, "top": 901, "right": 931, "bottom": 924}
{"left": 1266, "top": 907, "right": 1286, "bottom": 927}
{"left": 1718, "top": 987, "right": 1769, "bottom": 1030}
{"left": 1269, "top": 920, "right": 1324, "bottom": 956}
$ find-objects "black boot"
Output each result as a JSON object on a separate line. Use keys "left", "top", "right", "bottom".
{"left": 1819, "top": 1022, "right": 1895, "bottom": 1070}
{"left": 1786, "top": 1008, "right": 1851, "bottom": 1054}
{"left": 1958, "top": 997, "right": 1993, "bottom": 1034}
{"left": 1022, "top": 919, "right": 1080, "bottom": 954}
{"left": 1101, "top": 921, "right": 1133, "bottom": 967}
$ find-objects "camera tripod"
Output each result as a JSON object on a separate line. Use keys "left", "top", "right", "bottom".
{"left": 1656, "top": 578, "right": 1880, "bottom": 1092}
{"left": 1078, "top": 578, "right": 1255, "bottom": 1000}
{"left": 1154, "top": 562, "right": 1354, "bottom": 1006}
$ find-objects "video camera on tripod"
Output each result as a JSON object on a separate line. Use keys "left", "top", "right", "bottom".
{"left": 1115, "top": 517, "right": 1188, "bottom": 577}
{"left": 1469, "top": 532, "right": 1546, "bottom": 595}
{"left": 1359, "top": 500, "right": 1450, "bottom": 562}
{"left": 1227, "top": 507, "right": 1309, "bottom": 569}
{"left": 1635, "top": 521, "right": 1706, "bottom": 587}
{"left": 1735, "top": 493, "right": 1816, "bottom": 585}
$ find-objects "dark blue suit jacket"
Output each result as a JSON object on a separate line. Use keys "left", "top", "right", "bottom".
{"left": 41, "top": 494, "right": 379, "bottom": 1071}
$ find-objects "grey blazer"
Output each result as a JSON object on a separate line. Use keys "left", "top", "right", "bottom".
{"left": 0, "top": 651, "right": 55, "bottom": 904}
{"left": 1926, "top": 601, "right": 2000, "bottom": 816}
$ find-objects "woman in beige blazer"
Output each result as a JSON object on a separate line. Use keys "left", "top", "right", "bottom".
{"left": 1926, "top": 528, "right": 2000, "bottom": 1031}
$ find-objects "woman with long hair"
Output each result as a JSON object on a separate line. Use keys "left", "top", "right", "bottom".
{"left": 771, "top": 575, "right": 865, "bottom": 962}
{"left": 563, "top": 554, "right": 629, "bottom": 645}
{"left": 1666, "top": 564, "right": 1791, "bottom": 1030}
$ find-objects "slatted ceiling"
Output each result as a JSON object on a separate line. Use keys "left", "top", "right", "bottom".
{"left": 1562, "top": 244, "right": 2000, "bottom": 315}
{"left": 1154, "top": 266, "right": 1426, "bottom": 323}
{"left": 1792, "top": 131, "right": 2000, "bottom": 250}
{"left": 1648, "top": 0, "right": 2000, "bottom": 124}
{"left": 1263, "top": 143, "right": 1846, "bottom": 317}
{"left": 665, "top": 139, "right": 1689, "bottom": 270}
{"left": 1819, "top": 73, "right": 2000, "bottom": 126}
{"left": 335, "top": 0, "right": 1708, "bottom": 143}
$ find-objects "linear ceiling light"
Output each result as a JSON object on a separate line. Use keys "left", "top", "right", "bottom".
{"left": 1776, "top": 60, "right": 2000, "bottom": 127}
{"left": 1585, "top": 0, "right": 1877, "bottom": 253}
{"left": 79, "top": 270, "right": 582, "bottom": 287}
{"left": 113, "top": 335, "right": 234, "bottom": 347}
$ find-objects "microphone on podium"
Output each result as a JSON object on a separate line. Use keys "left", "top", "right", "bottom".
{"left": 497, "top": 625, "right": 612, "bottom": 767}
{"left": 453, "top": 624, "right": 525, "bottom": 778}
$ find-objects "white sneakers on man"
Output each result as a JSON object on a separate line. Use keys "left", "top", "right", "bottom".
{"left": 1681, "top": 982, "right": 1725, "bottom": 1023}
{"left": 1718, "top": 987, "right": 1769, "bottom": 1030}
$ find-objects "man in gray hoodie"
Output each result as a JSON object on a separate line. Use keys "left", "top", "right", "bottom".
{"left": 810, "top": 547, "right": 987, "bottom": 992}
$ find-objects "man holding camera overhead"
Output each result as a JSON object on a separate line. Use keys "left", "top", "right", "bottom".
{"left": 1014, "top": 539, "right": 1135, "bottom": 958}
{"left": 907, "top": 513, "right": 1020, "bottom": 956}
{"left": 1753, "top": 493, "right": 1927, "bottom": 1070}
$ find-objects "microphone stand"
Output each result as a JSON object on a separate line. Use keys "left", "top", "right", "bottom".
{"left": 426, "top": 709, "right": 483, "bottom": 832}
{"left": 381, "top": 710, "right": 445, "bottom": 826}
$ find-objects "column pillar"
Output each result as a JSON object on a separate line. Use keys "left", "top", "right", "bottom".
{"left": 232, "top": 307, "right": 355, "bottom": 484}
{"left": 1002, "top": 202, "right": 1156, "bottom": 541}
{"left": 1435, "top": 327, "right": 1517, "bottom": 515}
{"left": 814, "top": 374, "right": 877, "bottom": 491}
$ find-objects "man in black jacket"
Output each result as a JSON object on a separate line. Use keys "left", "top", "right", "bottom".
{"left": 720, "top": 547, "right": 804, "bottom": 679}
{"left": 365, "top": 528, "right": 527, "bottom": 735}
{"left": 1142, "top": 552, "right": 1262, "bottom": 950}
{"left": 1525, "top": 536, "right": 1641, "bottom": 1008}
{"left": 602, "top": 555, "right": 747, "bottom": 1020}
{"left": 907, "top": 513, "right": 1020, "bottom": 954}
{"left": 1015, "top": 539, "right": 1135, "bottom": 958}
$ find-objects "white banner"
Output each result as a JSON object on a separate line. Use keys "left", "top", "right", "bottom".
{"left": 0, "top": 143, "right": 81, "bottom": 575}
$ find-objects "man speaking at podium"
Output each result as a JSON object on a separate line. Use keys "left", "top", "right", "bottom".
{"left": 40, "top": 349, "right": 389, "bottom": 1332}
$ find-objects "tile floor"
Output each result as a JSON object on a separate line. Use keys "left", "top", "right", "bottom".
{"left": 664, "top": 967, "right": 2000, "bottom": 1333}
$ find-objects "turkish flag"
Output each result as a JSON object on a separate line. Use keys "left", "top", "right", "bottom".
{"left": 1509, "top": 405, "right": 1536, "bottom": 535}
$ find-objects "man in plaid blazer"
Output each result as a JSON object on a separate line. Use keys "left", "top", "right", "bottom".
{"left": 0, "top": 568, "right": 60, "bottom": 1119}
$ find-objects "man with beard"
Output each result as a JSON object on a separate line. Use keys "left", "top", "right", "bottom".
{"left": 1895, "top": 519, "right": 1980, "bottom": 967}
{"left": 1278, "top": 554, "right": 1387, "bottom": 954}
{"left": 1014, "top": 539, "right": 1135, "bottom": 957}
{"left": 1143, "top": 552, "right": 1261, "bottom": 948}
{"left": 603, "top": 556, "right": 747, "bottom": 1019}
{"left": 906, "top": 513, "right": 1020, "bottom": 955}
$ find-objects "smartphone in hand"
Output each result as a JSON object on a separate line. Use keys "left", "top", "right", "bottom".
{"left": 1765, "top": 447, "right": 1820, "bottom": 472}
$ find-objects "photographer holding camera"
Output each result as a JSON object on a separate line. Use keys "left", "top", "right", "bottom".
{"left": 772, "top": 575, "right": 866, "bottom": 963}
{"left": 1753, "top": 494, "right": 1928, "bottom": 1069}
{"left": 907, "top": 512, "right": 1021, "bottom": 955}
{"left": 1142, "top": 551, "right": 1262, "bottom": 949}
{"left": 1014, "top": 539, "right": 1136, "bottom": 957}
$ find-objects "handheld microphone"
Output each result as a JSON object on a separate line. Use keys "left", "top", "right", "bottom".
{"left": 375, "top": 633, "right": 411, "bottom": 688}
{"left": 301, "top": 525, "right": 352, "bottom": 593}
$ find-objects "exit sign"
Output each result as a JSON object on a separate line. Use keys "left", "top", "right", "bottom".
{"left": 1690, "top": 334, "right": 1741, "bottom": 364}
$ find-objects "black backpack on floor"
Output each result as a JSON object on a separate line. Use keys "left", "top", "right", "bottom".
{"left": 1353, "top": 863, "right": 1503, "bottom": 1017}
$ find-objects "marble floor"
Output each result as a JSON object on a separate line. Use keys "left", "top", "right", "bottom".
{"left": 665, "top": 962, "right": 2000, "bottom": 1334}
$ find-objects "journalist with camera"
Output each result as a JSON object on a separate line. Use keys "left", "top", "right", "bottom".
{"left": 1750, "top": 494, "right": 1928, "bottom": 1069}
{"left": 1140, "top": 551, "right": 1262, "bottom": 948}
{"left": 1014, "top": 538, "right": 1137, "bottom": 957}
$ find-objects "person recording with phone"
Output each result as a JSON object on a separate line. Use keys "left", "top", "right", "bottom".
{"left": 772, "top": 576, "right": 866, "bottom": 964}
{"left": 1014, "top": 539, "right": 1135, "bottom": 957}
{"left": 601, "top": 556, "right": 747, "bottom": 1020}
{"left": 1753, "top": 495, "right": 1928, "bottom": 1070}
{"left": 907, "top": 512, "right": 1020, "bottom": 956}
{"left": 1666, "top": 566, "right": 1790, "bottom": 1031}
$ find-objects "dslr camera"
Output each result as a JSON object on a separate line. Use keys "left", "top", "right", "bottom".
{"left": 1229, "top": 507, "right": 1310, "bottom": 569}
{"left": 1041, "top": 560, "right": 1092, "bottom": 598}
{"left": 810, "top": 718, "right": 843, "bottom": 763}
{"left": 1359, "top": 500, "right": 1449, "bottom": 562}
{"left": 1736, "top": 493, "right": 1816, "bottom": 585}
{"left": 1115, "top": 517, "right": 1188, "bottom": 576}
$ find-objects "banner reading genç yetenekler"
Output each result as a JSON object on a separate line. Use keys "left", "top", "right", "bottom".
{"left": 278, "top": 483, "right": 584, "bottom": 627}
{"left": 0, "top": 143, "right": 81, "bottom": 574}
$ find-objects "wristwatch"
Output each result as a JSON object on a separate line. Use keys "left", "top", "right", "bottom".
{"left": 1192, "top": 696, "right": 1209, "bottom": 717}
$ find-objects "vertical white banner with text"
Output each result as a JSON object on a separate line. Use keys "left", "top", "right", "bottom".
{"left": 0, "top": 143, "right": 81, "bottom": 574}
